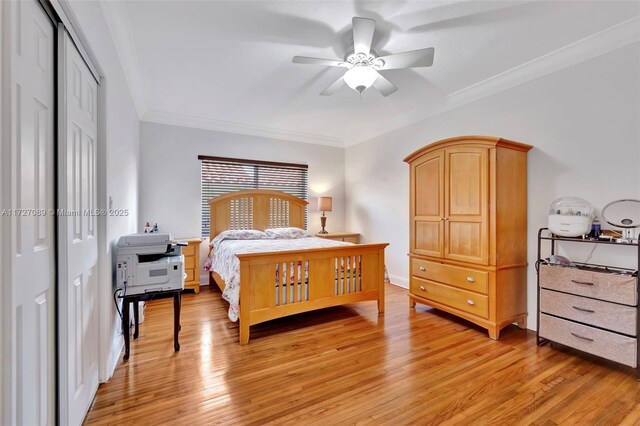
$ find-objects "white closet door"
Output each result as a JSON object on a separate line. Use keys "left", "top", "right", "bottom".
{"left": 58, "top": 28, "right": 100, "bottom": 426}
{"left": 6, "top": 1, "right": 56, "bottom": 424}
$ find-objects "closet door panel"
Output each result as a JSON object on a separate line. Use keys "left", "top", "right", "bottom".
{"left": 444, "top": 147, "right": 489, "bottom": 264}
{"left": 411, "top": 150, "right": 444, "bottom": 257}
{"left": 6, "top": 2, "right": 56, "bottom": 424}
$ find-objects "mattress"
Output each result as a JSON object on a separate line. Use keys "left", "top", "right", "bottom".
{"left": 205, "top": 237, "right": 354, "bottom": 322}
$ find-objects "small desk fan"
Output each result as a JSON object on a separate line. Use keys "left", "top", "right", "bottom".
{"left": 601, "top": 199, "right": 640, "bottom": 243}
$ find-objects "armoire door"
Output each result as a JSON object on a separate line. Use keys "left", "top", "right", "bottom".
{"left": 5, "top": 1, "right": 56, "bottom": 424}
{"left": 443, "top": 147, "right": 489, "bottom": 264}
{"left": 58, "top": 28, "right": 100, "bottom": 426}
{"left": 411, "top": 149, "right": 445, "bottom": 258}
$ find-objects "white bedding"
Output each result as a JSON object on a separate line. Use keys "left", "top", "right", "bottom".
{"left": 204, "top": 236, "right": 353, "bottom": 321}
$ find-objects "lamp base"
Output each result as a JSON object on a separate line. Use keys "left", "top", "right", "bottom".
{"left": 320, "top": 215, "right": 328, "bottom": 234}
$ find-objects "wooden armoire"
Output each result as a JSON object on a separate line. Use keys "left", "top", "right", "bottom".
{"left": 404, "top": 136, "right": 533, "bottom": 339}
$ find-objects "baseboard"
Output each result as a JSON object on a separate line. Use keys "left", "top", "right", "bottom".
{"left": 105, "top": 328, "right": 123, "bottom": 383}
{"left": 388, "top": 274, "right": 409, "bottom": 289}
{"left": 199, "top": 274, "right": 209, "bottom": 286}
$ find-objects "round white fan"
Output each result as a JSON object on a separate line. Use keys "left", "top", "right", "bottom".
{"left": 602, "top": 199, "right": 640, "bottom": 242}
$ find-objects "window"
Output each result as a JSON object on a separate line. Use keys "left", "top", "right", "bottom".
{"left": 199, "top": 155, "right": 308, "bottom": 237}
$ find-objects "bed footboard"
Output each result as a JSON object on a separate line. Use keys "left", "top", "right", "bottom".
{"left": 236, "top": 243, "right": 388, "bottom": 344}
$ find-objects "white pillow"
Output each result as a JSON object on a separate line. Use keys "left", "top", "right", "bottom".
{"left": 264, "top": 227, "right": 310, "bottom": 239}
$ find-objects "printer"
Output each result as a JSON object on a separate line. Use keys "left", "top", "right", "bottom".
{"left": 116, "top": 233, "right": 186, "bottom": 295}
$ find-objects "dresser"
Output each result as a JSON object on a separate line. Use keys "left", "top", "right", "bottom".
{"left": 179, "top": 238, "right": 203, "bottom": 293}
{"left": 315, "top": 232, "right": 360, "bottom": 244}
{"left": 537, "top": 229, "right": 639, "bottom": 378}
{"left": 404, "top": 136, "right": 532, "bottom": 339}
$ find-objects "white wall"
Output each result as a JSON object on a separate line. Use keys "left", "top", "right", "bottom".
{"left": 345, "top": 44, "right": 640, "bottom": 331}
{"left": 64, "top": 1, "right": 140, "bottom": 381}
{"left": 140, "top": 121, "right": 346, "bottom": 282}
{"left": 0, "top": 0, "right": 5, "bottom": 419}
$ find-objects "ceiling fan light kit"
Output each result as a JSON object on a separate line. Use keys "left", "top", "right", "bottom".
{"left": 344, "top": 65, "right": 379, "bottom": 93}
{"left": 292, "top": 17, "right": 434, "bottom": 97}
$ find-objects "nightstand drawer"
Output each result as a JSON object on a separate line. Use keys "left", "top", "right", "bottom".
{"left": 539, "top": 313, "right": 637, "bottom": 367}
{"left": 411, "top": 277, "right": 488, "bottom": 319}
{"left": 315, "top": 232, "right": 360, "bottom": 244}
{"left": 411, "top": 258, "right": 488, "bottom": 294}
{"left": 540, "top": 289, "right": 636, "bottom": 336}
{"left": 539, "top": 264, "right": 636, "bottom": 305}
{"left": 181, "top": 244, "right": 196, "bottom": 256}
{"left": 184, "top": 256, "right": 195, "bottom": 269}
{"left": 185, "top": 268, "right": 195, "bottom": 283}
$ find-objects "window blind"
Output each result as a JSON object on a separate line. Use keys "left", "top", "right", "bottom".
{"left": 199, "top": 156, "right": 308, "bottom": 237}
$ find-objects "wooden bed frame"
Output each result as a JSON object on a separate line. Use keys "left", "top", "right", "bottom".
{"left": 208, "top": 190, "right": 388, "bottom": 344}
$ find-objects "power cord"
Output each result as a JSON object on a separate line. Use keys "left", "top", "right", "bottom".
{"left": 583, "top": 244, "right": 598, "bottom": 265}
{"left": 113, "top": 288, "right": 124, "bottom": 320}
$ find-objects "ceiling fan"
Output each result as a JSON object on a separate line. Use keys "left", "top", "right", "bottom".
{"left": 292, "top": 17, "right": 434, "bottom": 97}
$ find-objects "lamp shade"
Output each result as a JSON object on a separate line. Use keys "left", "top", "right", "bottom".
{"left": 318, "top": 196, "right": 332, "bottom": 212}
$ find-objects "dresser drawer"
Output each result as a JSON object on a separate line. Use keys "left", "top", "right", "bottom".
{"left": 540, "top": 289, "right": 637, "bottom": 336}
{"left": 539, "top": 313, "right": 637, "bottom": 367}
{"left": 411, "top": 277, "right": 488, "bottom": 318}
{"left": 539, "top": 264, "right": 637, "bottom": 306}
{"left": 182, "top": 244, "right": 196, "bottom": 256}
{"left": 411, "top": 258, "right": 488, "bottom": 294}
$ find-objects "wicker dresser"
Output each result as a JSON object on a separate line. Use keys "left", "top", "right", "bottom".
{"left": 537, "top": 228, "right": 639, "bottom": 378}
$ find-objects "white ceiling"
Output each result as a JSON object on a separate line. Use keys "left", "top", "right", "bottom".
{"left": 101, "top": 0, "right": 640, "bottom": 146}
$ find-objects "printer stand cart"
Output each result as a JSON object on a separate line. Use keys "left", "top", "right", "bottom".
{"left": 536, "top": 228, "right": 640, "bottom": 380}
{"left": 121, "top": 289, "right": 182, "bottom": 361}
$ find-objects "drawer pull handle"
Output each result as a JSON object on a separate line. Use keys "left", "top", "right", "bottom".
{"left": 466, "top": 299, "right": 475, "bottom": 305}
{"left": 419, "top": 285, "right": 426, "bottom": 291}
{"left": 572, "top": 306, "right": 595, "bottom": 313}
{"left": 570, "top": 332, "right": 594, "bottom": 342}
{"left": 466, "top": 276, "right": 475, "bottom": 282}
{"left": 571, "top": 280, "right": 594, "bottom": 286}
{"left": 419, "top": 266, "right": 426, "bottom": 271}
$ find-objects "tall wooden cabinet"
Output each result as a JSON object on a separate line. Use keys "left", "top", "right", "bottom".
{"left": 404, "top": 136, "right": 533, "bottom": 339}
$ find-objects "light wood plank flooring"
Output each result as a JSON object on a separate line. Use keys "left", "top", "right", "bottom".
{"left": 85, "top": 284, "right": 640, "bottom": 425}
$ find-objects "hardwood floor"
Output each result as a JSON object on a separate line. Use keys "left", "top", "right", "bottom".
{"left": 85, "top": 284, "right": 640, "bottom": 425}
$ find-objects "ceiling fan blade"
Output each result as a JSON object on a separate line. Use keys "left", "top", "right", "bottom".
{"left": 372, "top": 73, "right": 398, "bottom": 97}
{"left": 352, "top": 17, "right": 376, "bottom": 55}
{"left": 292, "top": 56, "right": 347, "bottom": 67}
{"left": 320, "top": 76, "right": 345, "bottom": 96}
{"left": 378, "top": 48, "right": 435, "bottom": 70}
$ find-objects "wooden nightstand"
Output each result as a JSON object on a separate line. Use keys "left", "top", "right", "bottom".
{"left": 178, "top": 238, "right": 203, "bottom": 293}
{"left": 315, "top": 232, "right": 360, "bottom": 244}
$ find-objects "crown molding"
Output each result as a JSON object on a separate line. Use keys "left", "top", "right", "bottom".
{"left": 143, "top": 110, "right": 346, "bottom": 147}
{"left": 345, "top": 16, "right": 640, "bottom": 147}
{"left": 101, "top": 3, "right": 638, "bottom": 149}
{"left": 98, "top": 0, "right": 147, "bottom": 118}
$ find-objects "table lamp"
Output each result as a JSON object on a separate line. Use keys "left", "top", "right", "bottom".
{"left": 318, "top": 196, "right": 332, "bottom": 234}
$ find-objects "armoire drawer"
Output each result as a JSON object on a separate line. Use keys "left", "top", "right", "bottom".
{"left": 540, "top": 289, "right": 637, "bottom": 336}
{"left": 411, "top": 277, "right": 488, "bottom": 319}
{"left": 539, "top": 313, "right": 637, "bottom": 368}
{"left": 411, "top": 258, "right": 488, "bottom": 294}
{"left": 539, "top": 264, "right": 637, "bottom": 306}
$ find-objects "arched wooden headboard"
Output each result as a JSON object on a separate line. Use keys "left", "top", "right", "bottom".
{"left": 208, "top": 190, "right": 308, "bottom": 240}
